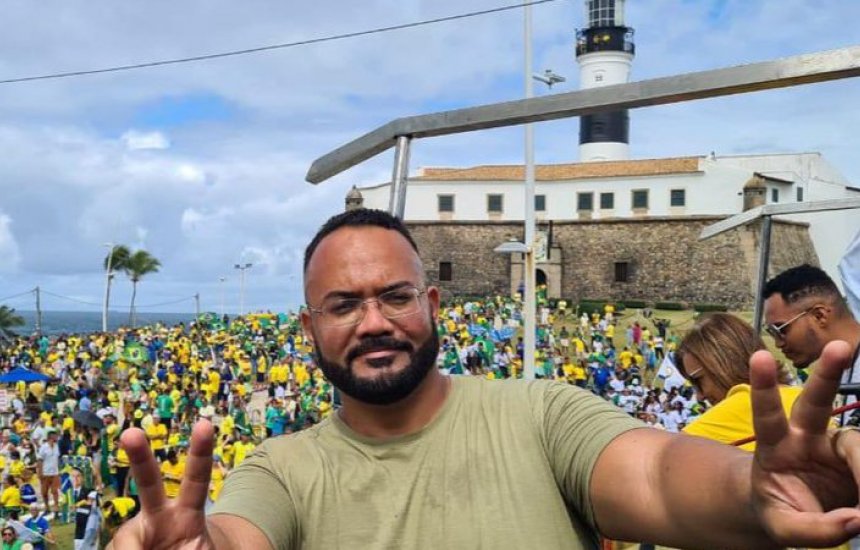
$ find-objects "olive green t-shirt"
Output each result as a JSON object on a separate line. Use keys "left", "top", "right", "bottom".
{"left": 212, "top": 377, "right": 642, "bottom": 549}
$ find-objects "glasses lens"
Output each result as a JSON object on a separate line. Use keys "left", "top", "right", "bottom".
{"left": 764, "top": 325, "right": 783, "bottom": 340}
{"left": 321, "top": 298, "right": 363, "bottom": 327}
{"left": 379, "top": 288, "right": 420, "bottom": 318}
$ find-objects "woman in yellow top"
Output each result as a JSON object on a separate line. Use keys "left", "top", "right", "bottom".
{"left": 676, "top": 313, "right": 801, "bottom": 451}
{"left": 676, "top": 312, "right": 848, "bottom": 550}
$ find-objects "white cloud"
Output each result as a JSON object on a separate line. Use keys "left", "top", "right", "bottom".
{"left": 122, "top": 130, "right": 170, "bottom": 151}
{"left": 0, "top": 213, "right": 21, "bottom": 274}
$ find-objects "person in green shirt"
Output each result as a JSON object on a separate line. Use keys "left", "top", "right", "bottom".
{"left": 155, "top": 392, "right": 174, "bottom": 428}
{"left": 0, "top": 526, "right": 22, "bottom": 550}
{"left": 113, "top": 209, "right": 860, "bottom": 550}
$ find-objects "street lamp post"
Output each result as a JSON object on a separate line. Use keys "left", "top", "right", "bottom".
{"left": 219, "top": 277, "right": 227, "bottom": 317}
{"left": 494, "top": 239, "right": 535, "bottom": 379}
{"left": 102, "top": 243, "right": 114, "bottom": 333}
{"left": 234, "top": 263, "right": 253, "bottom": 316}
{"left": 521, "top": 0, "right": 537, "bottom": 380}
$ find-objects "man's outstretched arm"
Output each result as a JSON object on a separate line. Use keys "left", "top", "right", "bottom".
{"left": 591, "top": 341, "right": 860, "bottom": 549}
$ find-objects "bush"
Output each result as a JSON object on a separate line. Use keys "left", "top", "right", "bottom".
{"left": 693, "top": 303, "right": 729, "bottom": 312}
{"left": 654, "top": 301, "right": 685, "bottom": 311}
{"left": 620, "top": 300, "right": 648, "bottom": 309}
{"left": 577, "top": 300, "right": 624, "bottom": 315}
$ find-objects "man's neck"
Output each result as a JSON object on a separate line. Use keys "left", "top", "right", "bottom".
{"left": 832, "top": 319, "right": 860, "bottom": 355}
{"left": 338, "top": 370, "right": 452, "bottom": 439}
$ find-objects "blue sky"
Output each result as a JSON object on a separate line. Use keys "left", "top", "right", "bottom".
{"left": 0, "top": 0, "right": 858, "bottom": 316}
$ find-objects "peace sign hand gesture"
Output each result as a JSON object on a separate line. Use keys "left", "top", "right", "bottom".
{"left": 109, "top": 421, "right": 217, "bottom": 550}
{"left": 751, "top": 340, "right": 860, "bottom": 547}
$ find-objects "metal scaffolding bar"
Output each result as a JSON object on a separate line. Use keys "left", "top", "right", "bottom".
{"left": 307, "top": 45, "right": 860, "bottom": 184}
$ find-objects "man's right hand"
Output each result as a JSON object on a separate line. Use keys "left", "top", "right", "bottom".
{"left": 109, "top": 421, "right": 216, "bottom": 550}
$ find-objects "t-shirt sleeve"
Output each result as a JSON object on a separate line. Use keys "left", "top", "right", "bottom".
{"left": 538, "top": 382, "right": 643, "bottom": 531}
{"left": 209, "top": 442, "right": 299, "bottom": 550}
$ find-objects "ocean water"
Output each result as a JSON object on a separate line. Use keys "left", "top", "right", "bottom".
{"left": 10, "top": 310, "right": 197, "bottom": 336}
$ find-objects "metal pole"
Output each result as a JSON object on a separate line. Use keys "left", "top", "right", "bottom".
{"left": 103, "top": 245, "right": 114, "bottom": 332}
{"left": 194, "top": 293, "right": 201, "bottom": 318}
{"left": 239, "top": 269, "right": 246, "bottom": 317}
{"left": 522, "top": 0, "right": 536, "bottom": 380}
{"left": 34, "top": 286, "right": 42, "bottom": 336}
{"left": 388, "top": 135, "right": 412, "bottom": 219}
{"left": 219, "top": 277, "right": 226, "bottom": 317}
{"left": 753, "top": 216, "right": 773, "bottom": 330}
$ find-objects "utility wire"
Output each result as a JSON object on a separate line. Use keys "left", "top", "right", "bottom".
{"left": 39, "top": 289, "right": 102, "bottom": 307}
{"left": 135, "top": 296, "right": 196, "bottom": 309}
{"left": 0, "top": 0, "right": 558, "bottom": 85}
{"left": 0, "top": 289, "right": 36, "bottom": 303}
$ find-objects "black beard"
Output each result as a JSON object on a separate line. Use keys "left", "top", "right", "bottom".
{"left": 312, "top": 318, "right": 439, "bottom": 406}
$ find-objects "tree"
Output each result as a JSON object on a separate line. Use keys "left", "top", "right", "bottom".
{"left": 0, "top": 305, "right": 24, "bottom": 342}
{"left": 123, "top": 249, "right": 161, "bottom": 327}
{"left": 104, "top": 245, "right": 131, "bottom": 327}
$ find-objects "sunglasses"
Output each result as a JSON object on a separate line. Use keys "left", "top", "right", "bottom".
{"left": 764, "top": 308, "right": 812, "bottom": 341}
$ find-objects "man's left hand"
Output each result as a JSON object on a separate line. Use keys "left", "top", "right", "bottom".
{"left": 751, "top": 340, "right": 860, "bottom": 547}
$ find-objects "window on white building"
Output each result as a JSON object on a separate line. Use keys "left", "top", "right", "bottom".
{"left": 600, "top": 192, "right": 614, "bottom": 209}
{"left": 487, "top": 194, "right": 504, "bottom": 213}
{"left": 796, "top": 187, "right": 804, "bottom": 202}
{"left": 670, "top": 189, "right": 686, "bottom": 207}
{"left": 438, "top": 195, "right": 454, "bottom": 212}
{"left": 771, "top": 188, "right": 779, "bottom": 203}
{"left": 535, "top": 195, "right": 546, "bottom": 211}
{"left": 577, "top": 192, "right": 594, "bottom": 211}
{"left": 632, "top": 189, "right": 649, "bottom": 209}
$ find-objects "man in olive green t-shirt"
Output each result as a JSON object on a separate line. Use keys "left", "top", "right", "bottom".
{"left": 111, "top": 209, "right": 860, "bottom": 550}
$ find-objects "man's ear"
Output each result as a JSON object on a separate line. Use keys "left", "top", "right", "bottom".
{"left": 427, "top": 286, "right": 441, "bottom": 322}
{"left": 812, "top": 303, "right": 832, "bottom": 328}
{"left": 300, "top": 309, "right": 315, "bottom": 348}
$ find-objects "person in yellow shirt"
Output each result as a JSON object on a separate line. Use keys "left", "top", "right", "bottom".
{"left": 220, "top": 413, "right": 235, "bottom": 440}
{"left": 677, "top": 313, "right": 802, "bottom": 451}
{"left": 0, "top": 476, "right": 21, "bottom": 517}
{"left": 231, "top": 431, "right": 256, "bottom": 468}
{"left": 160, "top": 449, "right": 185, "bottom": 499}
{"left": 145, "top": 415, "right": 168, "bottom": 461}
{"left": 209, "top": 455, "right": 229, "bottom": 504}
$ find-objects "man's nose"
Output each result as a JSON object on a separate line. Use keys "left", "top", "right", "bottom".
{"left": 355, "top": 301, "right": 394, "bottom": 336}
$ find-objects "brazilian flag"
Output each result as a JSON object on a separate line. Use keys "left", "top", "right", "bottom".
{"left": 122, "top": 342, "right": 147, "bottom": 366}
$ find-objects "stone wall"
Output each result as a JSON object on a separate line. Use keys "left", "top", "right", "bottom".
{"left": 406, "top": 217, "right": 818, "bottom": 309}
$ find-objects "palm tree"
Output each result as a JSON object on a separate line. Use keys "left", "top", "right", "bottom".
{"left": 123, "top": 249, "right": 161, "bottom": 327}
{"left": 104, "top": 245, "right": 131, "bottom": 327}
{"left": 0, "top": 305, "right": 25, "bottom": 342}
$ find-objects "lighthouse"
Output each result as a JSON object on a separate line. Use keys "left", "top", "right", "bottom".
{"left": 576, "top": 0, "right": 635, "bottom": 161}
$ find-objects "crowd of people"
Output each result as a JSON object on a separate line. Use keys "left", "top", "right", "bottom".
{"left": 0, "top": 272, "right": 854, "bottom": 547}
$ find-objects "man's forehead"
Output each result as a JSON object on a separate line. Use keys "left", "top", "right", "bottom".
{"left": 763, "top": 293, "right": 797, "bottom": 321}
{"left": 304, "top": 226, "right": 420, "bottom": 288}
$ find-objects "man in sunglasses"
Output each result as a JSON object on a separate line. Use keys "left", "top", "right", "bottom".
{"left": 113, "top": 210, "right": 860, "bottom": 549}
{"left": 763, "top": 264, "right": 860, "bottom": 380}
{"left": 763, "top": 264, "right": 860, "bottom": 426}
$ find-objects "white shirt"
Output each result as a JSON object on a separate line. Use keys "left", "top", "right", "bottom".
{"left": 37, "top": 441, "right": 60, "bottom": 476}
{"left": 839, "top": 227, "right": 860, "bottom": 319}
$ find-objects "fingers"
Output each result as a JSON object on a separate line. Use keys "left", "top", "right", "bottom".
{"left": 121, "top": 427, "right": 166, "bottom": 513}
{"left": 832, "top": 428, "right": 860, "bottom": 500}
{"left": 792, "top": 340, "right": 852, "bottom": 434}
{"left": 763, "top": 507, "right": 860, "bottom": 548}
{"left": 750, "top": 350, "right": 789, "bottom": 447}
{"left": 108, "top": 517, "right": 144, "bottom": 550}
{"left": 178, "top": 420, "right": 215, "bottom": 510}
